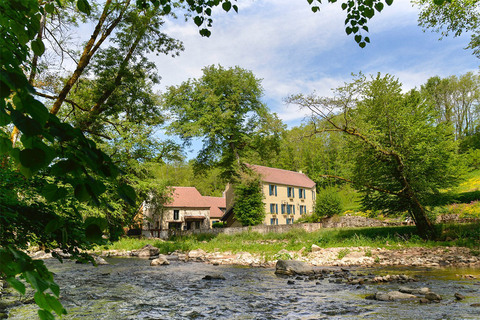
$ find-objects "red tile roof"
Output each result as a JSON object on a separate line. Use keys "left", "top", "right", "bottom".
{"left": 164, "top": 187, "right": 226, "bottom": 219}
{"left": 165, "top": 187, "right": 209, "bottom": 208}
{"left": 203, "top": 196, "right": 226, "bottom": 219}
{"left": 248, "top": 164, "right": 316, "bottom": 188}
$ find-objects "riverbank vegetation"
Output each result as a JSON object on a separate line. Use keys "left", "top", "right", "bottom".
{"left": 98, "top": 223, "right": 480, "bottom": 258}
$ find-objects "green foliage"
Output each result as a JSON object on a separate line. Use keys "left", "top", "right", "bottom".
{"left": 163, "top": 65, "right": 282, "bottom": 179}
{"left": 337, "top": 248, "right": 350, "bottom": 259}
{"left": 290, "top": 73, "right": 464, "bottom": 237}
{"left": 421, "top": 73, "right": 480, "bottom": 141}
{"left": 233, "top": 171, "right": 265, "bottom": 226}
{"left": 314, "top": 187, "right": 343, "bottom": 218}
{"left": 102, "top": 223, "right": 480, "bottom": 261}
{"left": 415, "top": 0, "right": 480, "bottom": 58}
{"left": 212, "top": 222, "right": 226, "bottom": 228}
{"left": 307, "top": 0, "right": 395, "bottom": 48}
{"left": 464, "top": 149, "right": 480, "bottom": 170}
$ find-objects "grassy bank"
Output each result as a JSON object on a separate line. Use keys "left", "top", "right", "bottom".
{"left": 98, "top": 223, "right": 480, "bottom": 257}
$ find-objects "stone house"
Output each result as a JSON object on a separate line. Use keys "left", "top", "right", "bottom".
{"left": 140, "top": 187, "right": 225, "bottom": 237}
{"left": 222, "top": 165, "right": 316, "bottom": 227}
{"left": 203, "top": 196, "right": 226, "bottom": 226}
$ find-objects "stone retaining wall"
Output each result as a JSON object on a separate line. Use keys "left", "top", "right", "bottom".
{"left": 435, "top": 214, "right": 480, "bottom": 224}
{"left": 147, "top": 216, "right": 401, "bottom": 239}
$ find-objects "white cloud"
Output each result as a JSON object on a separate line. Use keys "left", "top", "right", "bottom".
{"left": 152, "top": 0, "right": 479, "bottom": 128}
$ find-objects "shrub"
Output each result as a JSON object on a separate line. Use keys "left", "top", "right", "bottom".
{"left": 314, "top": 187, "right": 343, "bottom": 219}
{"left": 212, "top": 222, "right": 225, "bottom": 228}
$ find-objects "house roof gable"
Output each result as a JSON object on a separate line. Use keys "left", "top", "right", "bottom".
{"left": 203, "top": 196, "right": 226, "bottom": 219}
{"left": 165, "top": 187, "right": 209, "bottom": 208}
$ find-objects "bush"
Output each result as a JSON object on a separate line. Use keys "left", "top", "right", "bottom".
{"left": 314, "top": 187, "right": 343, "bottom": 219}
{"left": 465, "top": 149, "right": 480, "bottom": 170}
{"left": 212, "top": 222, "right": 225, "bottom": 228}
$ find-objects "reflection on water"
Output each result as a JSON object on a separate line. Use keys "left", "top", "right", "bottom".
{"left": 7, "top": 258, "right": 480, "bottom": 319}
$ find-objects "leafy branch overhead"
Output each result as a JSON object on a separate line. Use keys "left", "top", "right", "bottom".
{"left": 306, "top": 0, "right": 453, "bottom": 47}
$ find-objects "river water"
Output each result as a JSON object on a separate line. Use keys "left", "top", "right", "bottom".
{"left": 7, "top": 257, "right": 480, "bottom": 319}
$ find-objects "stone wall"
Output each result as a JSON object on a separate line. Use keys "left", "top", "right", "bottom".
{"left": 435, "top": 214, "right": 480, "bottom": 224}
{"left": 148, "top": 216, "right": 401, "bottom": 239}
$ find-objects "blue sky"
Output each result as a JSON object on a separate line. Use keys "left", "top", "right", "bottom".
{"left": 151, "top": 0, "right": 478, "bottom": 129}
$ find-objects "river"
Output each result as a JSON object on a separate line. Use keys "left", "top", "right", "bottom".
{"left": 6, "top": 257, "right": 480, "bottom": 319}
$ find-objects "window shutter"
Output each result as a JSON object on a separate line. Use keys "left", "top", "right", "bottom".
{"left": 275, "top": 185, "right": 277, "bottom": 196}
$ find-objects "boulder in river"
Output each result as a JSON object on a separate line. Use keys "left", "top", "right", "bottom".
{"left": 425, "top": 292, "right": 442, "bottom": 301}
{"left": 374, "top": 291, "right": 417, "bottom": 301}
{"left": 150, "top": 255, "right": 170, "bottom": 266}
{"left": 135, "top": 244, "right": 160, "bottom": 258}
{"left": 275, "top": 260, "right": 314, "bottom": 276}
{"left": 93, "top": 255, "right": 109, "bottom": 265}
{"left": 399, "top": 286, "right": 430, "bottom": 295}
{"left": 454, "top": 292, "right": 465, "bottom": 300}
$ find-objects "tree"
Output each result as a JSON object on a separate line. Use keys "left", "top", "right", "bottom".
{"left": 288, "top": 73, "right": 462, "bottom": 238}
{"left": 415, "top": 0, "right": 480, "bottom": 58}
{"left": 0, "top": 0, "right": 236, "bottom": 318}
{"left": 232, "top": 170, "right": 265, "bottom": 226}
{"left": 163, "top": 65, "right": 282, "bottom": 179}
{"left": 421, "top": 72, "right": 480, "bottom": 141}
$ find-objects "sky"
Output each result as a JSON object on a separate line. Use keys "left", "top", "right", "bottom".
{"left": 150, "top": 0, "right": 479, "bottom": 128}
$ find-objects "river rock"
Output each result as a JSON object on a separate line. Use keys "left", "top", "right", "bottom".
{"left": 93, "top": 255, "right": 109, "bottom": 265}
{"left": 419, "top": 298, "right": 429, "bottom": 304}
{"left": 454, "top": 292, "right": 465, "bottom": 300}
{"left": 399, "top": 286, "right": 430, "bottom": 295}
{"left": 374, "top": 291, "right": 418, "bottom": 301}
{"left": 188, "top": 249, "right": 207, "bottom": 261}
{"left": 203, "top": 274, "right": 225, "bottom": 280}
{"left": 425, "top": 292, "right": 442, "bottom": 301}
{"left": 135, "top": 244, "right": 160, "bottom": 258}
{"left": 150, "top": 255, "right": 170, "bottom": 266}
{"left": 275, "top": 260, "right": 314, "bottom": 276}
{"left": 311, "top": 244, "right": 322, "bottom": 253}
{"left": 30, "top": 251, "right": 53, "bottom": 260}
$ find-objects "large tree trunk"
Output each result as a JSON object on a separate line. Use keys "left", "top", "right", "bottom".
{"left": 406, "top": 194, "right": 435, "bottom": 239}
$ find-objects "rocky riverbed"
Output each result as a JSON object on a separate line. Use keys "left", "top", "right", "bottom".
{"left": 89, "top": 244, "right": 480, "bottom": 269}
{"left": 3, "top": 256, "right": 480, "bottom": 319}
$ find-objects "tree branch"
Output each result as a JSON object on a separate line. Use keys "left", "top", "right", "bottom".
{"left": 49, "top": 0, "right": 130, "bottom": 116}
{"left": 319, "top": 174, "right": 404, "bottom": 196}
{"left": 35, "top": 91, "right": 89, "bottom": 111}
